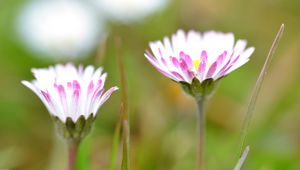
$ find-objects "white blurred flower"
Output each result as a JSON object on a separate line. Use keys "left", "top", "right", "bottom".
{"left": 92, "top": 0, "right": 168, "bottom": 23}
{"left": 17, "top": 0, "right": 104, "bottom": 59}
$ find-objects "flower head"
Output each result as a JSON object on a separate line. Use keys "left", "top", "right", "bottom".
{"left": 22, "top": 64, "right": 118, "bottom": 141}
{"left": 22, "top": 63, "right": 118, "bottom": 123}
{"left": 145, "top": 30, "right": 254, "bottom": 97}
{"left": 145, "top": 30, "right": 254, "bottom": 83}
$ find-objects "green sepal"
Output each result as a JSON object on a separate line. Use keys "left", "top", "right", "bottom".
{"left": 53, "top": 114, "right": 96, "bottom": 143}
{"left": 180, "top": 78, "right": 218, "bottom": 100}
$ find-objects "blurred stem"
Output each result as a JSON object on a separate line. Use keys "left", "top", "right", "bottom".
{"left": 115, "top": 36, "right": 130, "bottom": 170}
{"left": 94, "top": 35, "right": 108, "bottom": 65}
{"left": 68, "top": 141, "right": 80, "bottom": 170}
{"left": 196, "top": 97, "right": 205, "bottom": 170}
{"left": 108, "top": 110, "right": 123, "bottom": 170}
{"left": 121, "top": 108, "right": 130, "bottom": 170}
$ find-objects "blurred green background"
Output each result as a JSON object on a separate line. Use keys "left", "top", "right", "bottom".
{"left": 1, "top": 0, "right": 300, "bottom": 169}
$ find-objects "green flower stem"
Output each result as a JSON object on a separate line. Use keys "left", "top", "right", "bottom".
{"left": 68, "top": 141, "right": 80, "bottom": 170}
{"left": 196, "top": 97, "right": 205, "bottom": 170}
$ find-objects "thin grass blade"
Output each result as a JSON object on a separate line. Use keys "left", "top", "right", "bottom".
{"left": 238, "top": 24, "right": 284, "bottom": 156}
{"left": 234, "top": 146, "right": 250, "bottom": 170}
{"left": 108, "top": 107, "right": 123, "bottom": 170}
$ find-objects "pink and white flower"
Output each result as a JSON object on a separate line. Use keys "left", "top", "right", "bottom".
{"left": 145, "top": 30, "right": 255, "bottom": 84}
{"left": 22, "top": 63, "right": 118, "bottom": 123}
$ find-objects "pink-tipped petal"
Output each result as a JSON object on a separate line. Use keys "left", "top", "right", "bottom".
{"left": 197, "top": 51, "right": 208, "bottom": 80}
{"left": 41, "top": 90, "right": 51, "bottom": 103}
{"left": 57, "top": 85, "right": 68, "bottom": 113}
{"left": 216, "top": 51, "right": 227, "bottom": 65}
{"left": 88, "top": 81, "right": 94, "bottom": 95}
{"left": 93, "top": 86, "right": 118, "bottom": 114}
{"left": 179, "top": 59, "right": 193, "bottom": 81}
{"left": 179, "top": 51, "right": 193, "bottom": 68}
{"left": 206, "top": 62, "right": 218, "bottom": 79}
{"left": 171, "top": 57, "right": 180, "bottom": 68}
{"left": 171, "top": 71, "right": 184, "bottom": 80}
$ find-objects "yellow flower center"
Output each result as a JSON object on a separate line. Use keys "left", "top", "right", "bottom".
{"left": 193, "top": 59, "right": 201, "bottom": 70}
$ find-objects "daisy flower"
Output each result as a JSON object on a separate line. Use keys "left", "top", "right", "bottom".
{"left": 22, "top": 63, "right": 118, "bottom": 141}
{"left": 145, "top": 29, "right": 254, "bottom": 97}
